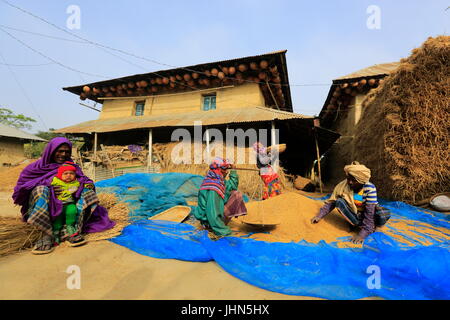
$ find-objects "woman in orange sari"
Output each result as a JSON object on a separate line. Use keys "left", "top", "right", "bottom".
{"left": 253, "top": 142, "right": 282, "bottom": 200}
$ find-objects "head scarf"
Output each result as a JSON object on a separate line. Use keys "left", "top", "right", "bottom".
{"left": 199, "top": 157, "right": 231, "bottom": 199}
{"left": 327, "top": 161, "right": 372, "bottom": 214}
{"left": 252, "top": 142, "right": 267, "bottom": 155}
{"left": 344, "top": 161, "right": 371, "bottom": 184}
{"left": 56, "top": 161, "right": 77, "bottom": 180}
{"left": 12, "top": 137, "right": 93, "bottom": 217}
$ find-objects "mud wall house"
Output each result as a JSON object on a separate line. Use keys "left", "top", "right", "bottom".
{"left": 56, "top": 51, "right": 339, "bottom": 180}
{"left": 0, "top": 123, "right": 46, "bottom": 167}
{"left": 318, "top": 62, "right": 400, "bottom": 186}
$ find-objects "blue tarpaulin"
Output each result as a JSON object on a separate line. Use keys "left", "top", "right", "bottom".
{"left": 96, "top": 173, "right": 450, "bottom": 300}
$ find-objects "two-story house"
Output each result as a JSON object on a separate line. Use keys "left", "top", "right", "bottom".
{"left": 57, "top": 51, "right": 339, "bottom": 178}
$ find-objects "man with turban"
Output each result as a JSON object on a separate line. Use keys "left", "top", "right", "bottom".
{"left": 311, "top": 161, "right": 391, "bottom": 244}
{"left": 193, "top": 157, "right": 247, "bottom": 237}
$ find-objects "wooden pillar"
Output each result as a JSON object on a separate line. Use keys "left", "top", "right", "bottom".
{"left": 93, "top": 132, "right": 97, "bottom": 182}
{"left": 205, "top": 127, "right": 210, "bottom": 164}
{"left": 147, "top": 128, "right": 153, "bottom": 170}
{"left": 271, "top": 121, "right": 278, "bottom": 172}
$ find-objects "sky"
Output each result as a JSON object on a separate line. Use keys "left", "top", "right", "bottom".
{"left": 0, "top": 0, "right": 448, "bottom": 133}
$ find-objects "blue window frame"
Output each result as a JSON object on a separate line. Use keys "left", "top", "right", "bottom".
{"left": 202, "top": 94, "right": 216, "bottom": 111}
{"left": 135, "top": 101, "right": 145, "bottom": 116}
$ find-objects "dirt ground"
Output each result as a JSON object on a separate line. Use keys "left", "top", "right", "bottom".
{"left": 0, "top": 191, "right": 317, "bottom": 300}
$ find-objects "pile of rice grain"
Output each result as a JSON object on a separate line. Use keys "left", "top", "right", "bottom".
{"left": 229, "top": 192, "right": 450, "bottom": 246}
{"left": 230, "top": 192, "right": 351, "bottom": 243}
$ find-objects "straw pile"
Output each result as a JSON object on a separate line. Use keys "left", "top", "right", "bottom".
{"left": 0, "top": 217, "right": 43, "bottom": 257}
{"left": 354, "top": 36, "right": 450, "bottom": 203}
{"left": 152, "top": 142, "right": 294, "bottom": 199}
{"left": 84, "top": 193, "right": 130, "bottom": 241}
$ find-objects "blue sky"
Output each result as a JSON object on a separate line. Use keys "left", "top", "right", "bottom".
{"left": 0, "top": 0, "right": 448, "bottom": 133}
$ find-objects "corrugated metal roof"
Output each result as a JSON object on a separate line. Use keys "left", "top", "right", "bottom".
{"left": 55, "top": 107, "right": 312, "bottom": 134}
{"left": 318, "top": 62, "right": 401, "bottom": 123}
{"left": 0, "top": 123, "right": 47, "bottom": 141}
{"left": 334, "top": 62, "right": 400, "bottom": 81}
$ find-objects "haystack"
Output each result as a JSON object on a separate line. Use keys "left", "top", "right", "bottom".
{"left": 354, "top": 36, "right": 450, "bottom": 203}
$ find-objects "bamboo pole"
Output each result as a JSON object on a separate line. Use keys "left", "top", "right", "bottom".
{"left": 100, "top": 144, "right": 115, "bottom": 178}
{"left": 314, "top": 128, "right": 323, "bottom": 193}
{"left": 205, "top": 128, "right": 210, "bottom": 164}
{"left": 93, "top": 132, "right": 97, "bottom": 182}
{"left": 265, "top": 79, "right": 280, "bottom": 110}
{"left": 147, "top": 129, "right": 153, "bottom": 170}
{"left": 234, "top": 167, "right": 260, "bottom": 172}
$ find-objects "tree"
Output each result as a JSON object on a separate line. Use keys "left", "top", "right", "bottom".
{"left": 35, "top": 128, "right": 59, "bottom": 140}
{"left": 0, "top": 107, "right": 36, "bottom": 130}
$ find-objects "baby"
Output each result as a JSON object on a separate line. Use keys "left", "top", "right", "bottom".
{"left": 51, "top": 161, "right": 80, "bottom": 244}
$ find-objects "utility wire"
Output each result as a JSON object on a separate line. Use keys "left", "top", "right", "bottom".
{"left": 0, "top": 0, "right": 331, "bottom": 88}
{"left": 0, "top": 24, "right": 87, "bottom": 43}
{"left": 0, "top": 25, "right": 320, "bottom": 113}
{"left": 0, "top": 49, "right": 48, "bottom": 131}
{"left": 0, "top": 25, "right": 200, "bottom": 94}
{"left": 0, "top": 1, "right": 331, "bottom": 115}
{"left": 0, "top": 61, "right": 54, "bottom": 67}
{"left": 0, "top": 26, "right": 110, "bottom": 79}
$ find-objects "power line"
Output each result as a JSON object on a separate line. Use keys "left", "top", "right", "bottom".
{"left": 0, "top": 24, "right": 87, "bottom": 43}
{"left": 0, "top": 26, "right": 201, "bottom": 96}
{"left": 0, "top": 61, "right": 54, "bottom": 67}
{"left": 0, "top": 0, "right": 331, "bottom": 115}
{"left": 0, "top": 0, "right": 331, "bottom": 88}
{"left": 0, "top": 25, "right": 321, "bottom": 113}
{"left": 0, "top": 26, "right": 110, "bottom": 79}
{"left": 0, "top": 50, "right": 48, "bottom": 131}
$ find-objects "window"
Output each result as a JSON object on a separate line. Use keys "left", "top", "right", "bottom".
{"left": 135, "top": 101, "right": 145, "bottom": 116}
{"left": 202, "top": 93, "right": 216, "bottom": 111}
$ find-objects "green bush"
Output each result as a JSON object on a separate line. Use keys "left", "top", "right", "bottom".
{"left": 24, "top": 141, "right": 47, "bottom": 159}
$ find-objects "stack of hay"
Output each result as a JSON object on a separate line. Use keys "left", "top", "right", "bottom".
{"left": 354, "top": 36, "right": 450, "bottom": 203}
{"left": 152, "top": 141, "right": 294, "bottom": 199}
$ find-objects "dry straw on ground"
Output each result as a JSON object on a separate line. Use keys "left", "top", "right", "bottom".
{"left": 0, "top": 217, "right": 43, "bottom": 257}
{"left": 84, "top": 193, "right": 130, "bottom": 242}
{"left": 354, "top": 36, "right": 450, "bottom": 203}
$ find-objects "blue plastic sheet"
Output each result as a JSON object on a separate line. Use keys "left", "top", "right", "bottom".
{"left": 97, "top": 173, "right": 450, "bottom": 300}
{"left": 96, "top": 173, "right": 204, "bottom": 220}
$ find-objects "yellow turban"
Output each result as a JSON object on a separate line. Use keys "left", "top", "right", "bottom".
{"left": 344, "top": 161, "right": 371, "bottom": 184}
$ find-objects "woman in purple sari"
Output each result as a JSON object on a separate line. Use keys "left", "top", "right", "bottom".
{"left": 12, "top": 137, "right": 115, "bottom": 254}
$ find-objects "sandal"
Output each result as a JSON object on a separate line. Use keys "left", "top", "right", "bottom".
{"left": 31, "top": 235, "right": 55, "bottom": 255}
{"left": 65, "top": 225, "right": 87, "bottom": 247}
{"left": 53, "top": 230, "right": 61, "bottom": 246}
{"left": 66, "top": 233, "right": 87, "bottom": 247}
